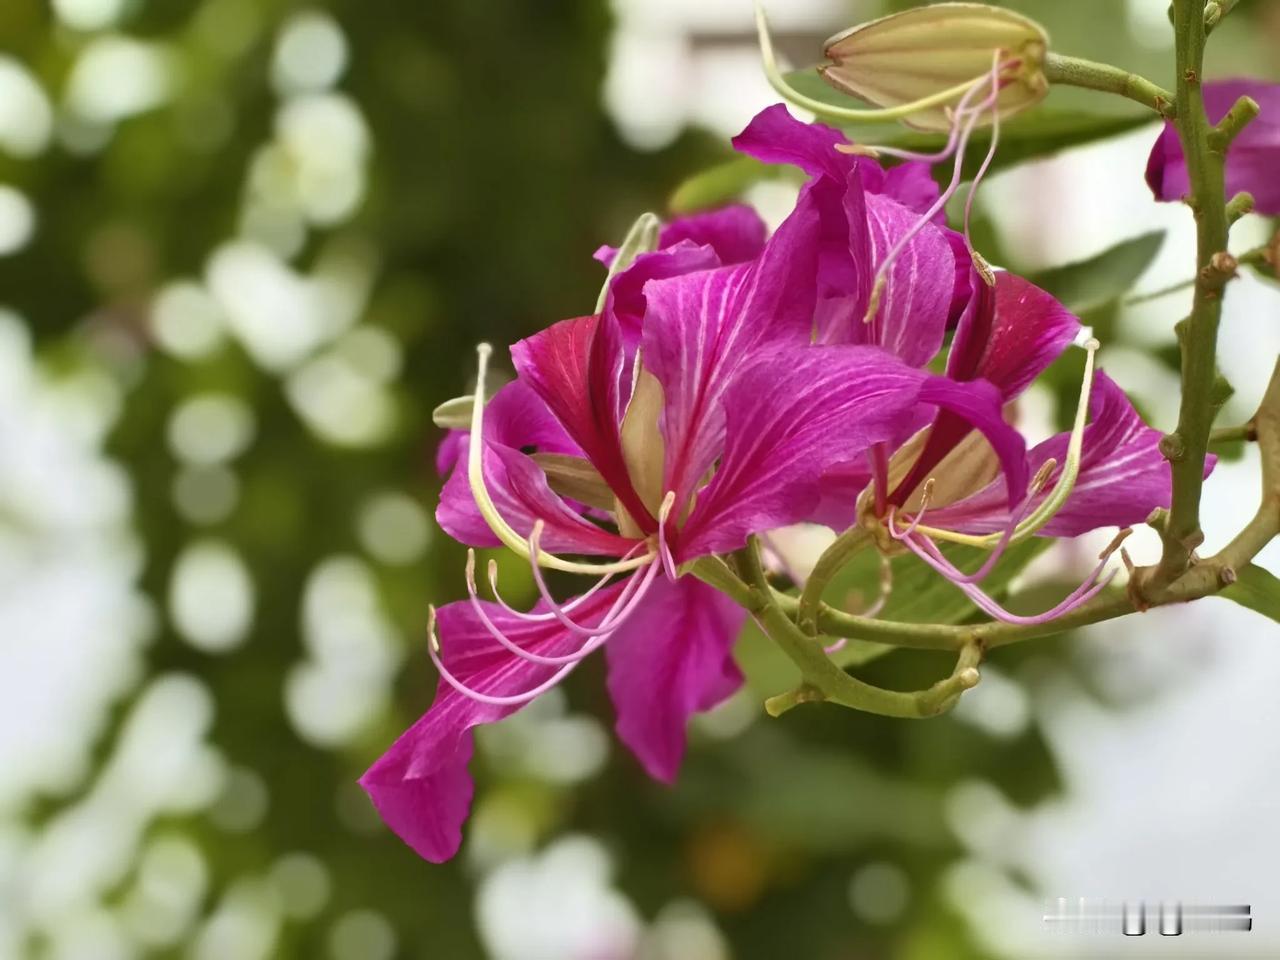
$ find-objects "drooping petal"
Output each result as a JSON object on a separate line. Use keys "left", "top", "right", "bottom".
{"left": 676, "top": 344, "right": 930, "bottom": 558}
{"left": 924, "top": 372, "right": 1207, "bottom": 537}
{"left": 885, "top": 375, "right": 1030, "bottom": 513}
{"left": 948, "top": 271, "right": 1081, "bottom": 397}
{"left": 641, "top": 181, "right": 822, "bottom": 507}
{"left": 1146, "top": 80, "right": 1280, "bottom": 215}
{"left": 604, "top": 575, "right": 745, "bottom": 782}
{"left": 511, "top": 313, "right": 656, "bottom": 531}
{"left": 359, "top": 584, "right": 627, "bottom": 863}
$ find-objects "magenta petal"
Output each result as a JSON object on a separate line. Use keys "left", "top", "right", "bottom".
{"left": 642, "top": 182, "right": 822, "bottom": 507}
{"left": 512, "top": 313, "right": 656, "bottom": 531}
{"left": 656, "top": 205, "right": 767, "bottom": 265}
{"left": 604, "top": 241, "right": 722, "bottom": 346}
{"left": 435, "top": 381, "right": 629, "bottom": 553}
{"left": 360, "top": 586, "right": 627, "bottom": 862}
{"left": 604, "top": 576, "right": 746, "bottom": 783}
{"left": 437, "top": 437, "right": 636, "bottom": 555}
{"left": 915, "top": 375, "right": 1030, "bottom": 507}
{"left": 677, "top": 344, "right": 926, "bottom": 558}
{"left": 594, "top": 205, "right": 765, "bottom": 270}
{"left": 857, "top": 192, "right": 957, "bottom": 367}
{"left": 879, "top": 160, "right": 943, "bottom": 217}
{"left": 436, "top": 431, "right": 463, "bottom": 477}
{"left": 948, "top": 271, "right": 1081, "bottom": 398}
{"left": 733, "top": 103, "right": 852, "bottom": 181}
{"left": 1146, "top": 80, "right": 1280, "bottom": 215}
{"left": 925, "top": 373, "right": 1208, "bottom": 537}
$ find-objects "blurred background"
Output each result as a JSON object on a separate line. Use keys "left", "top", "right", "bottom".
{"left": 1, "top": 0, "right": 1278, "bottom": 957}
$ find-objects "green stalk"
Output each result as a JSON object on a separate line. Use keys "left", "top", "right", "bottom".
{"left": 1043, "top": 53, "right": 1175, "bottom": 117}
{"left": 1152, "top": 0, "right": 1258, "bottom": 585}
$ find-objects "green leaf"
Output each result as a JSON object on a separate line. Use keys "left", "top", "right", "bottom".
{"left": 782, "top": 69, "right": 1156, "bottom": 178}
{"left": 1028, "top": 230, "right": 1165, "bottom": 314}
{"left": 1221, "top": 563, "right": 1280, "bottom": 623}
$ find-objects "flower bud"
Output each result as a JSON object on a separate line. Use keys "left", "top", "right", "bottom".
{"left": 820, "top": 2, "right": 1049, "bottom": 131}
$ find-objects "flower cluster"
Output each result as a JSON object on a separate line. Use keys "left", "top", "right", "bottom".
{"left": 357, "top": 97, "right": 1206, "bottom": 863}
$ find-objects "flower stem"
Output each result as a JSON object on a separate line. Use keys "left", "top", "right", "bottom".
{"left": 1152, "top": 3, "right": 1256, "bottom": 585}
{"left": 1042, "top": 52, "right": 1175, "bottom": 118}
{"left": 733, "top": 538, "right": 980, "bottom": 719}
{"left": 795, "top": 525, "right": 871, "bottom": 634}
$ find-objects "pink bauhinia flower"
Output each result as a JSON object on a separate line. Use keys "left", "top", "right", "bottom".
{"left": 735, "top": 105, "right": 1205, "bottom": 623}
{"left": 360, "top": 149, "right": 1024, "bottom": 863}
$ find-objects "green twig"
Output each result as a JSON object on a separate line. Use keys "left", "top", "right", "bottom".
{"left": 795, "top": 526, "right": 871, "bottom": 635}
{"left": 1153, "top": 0, "right": 1241, "bottom": 585}
{"left": 1043, "top": 52, "right": 1175, "bottom": 118}
{"left": 733, "top": 539, "right": 980, "bottom": 719}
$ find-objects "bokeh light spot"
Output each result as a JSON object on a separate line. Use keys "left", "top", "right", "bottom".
{"left": 169, "top": 539, "right": 255, "bottom": 652}
{"left": 356, "top": 491, "right": 430, "bottom": 565}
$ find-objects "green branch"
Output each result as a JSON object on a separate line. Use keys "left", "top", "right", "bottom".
{"left": 1153, "top": 0, "right": 1244, "bottom": 585}
{"left": 1043, "top": 52, "right": 1175, "bottom": 118}
{"left": 730, "top": 539, "right": 980, "bottom": 719}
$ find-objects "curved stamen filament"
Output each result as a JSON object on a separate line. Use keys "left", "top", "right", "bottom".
{"left": 903, "top": 528, "right": 1128, "bottom": 625}
{"left": 448, "top": 555, "right": 663, "bottom": 689}
{"left": 888, "top": 461, "right": 1057, "bottom": 585}
{"left": 862, "top": 52, "right": 1008, "bottom": 325}
{"left": 525, "top": 523, "right": 657, "bottom": 637}
{"left": 656, "top": 491, "right": 679, "bottom": 581}
{"left": 963, "top": 53, "right": 1004, "bottom": 275}
{"left": 911, "top": 337, "right": 1102, "bottom": 549}
{"left": 836, "top": 57, "right": 1012, "bottom": 164}
{"left": 484, "top": 543, "right": 647, "bottom": 622}
{"left": 466, "top": 342, "right": 654, "bottom": 576}
{"left": 428, "top": 605, "right": 578, "bottom": 706}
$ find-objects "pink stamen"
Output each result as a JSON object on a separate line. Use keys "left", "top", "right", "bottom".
{"left": 963, "top": 52, "right": 1005, "bottom": 260}
{"left": 525, "top": 523, "right": 655, "bottom": 637}
{"left": 484, "top": 541, "right": 646, "bottom": 623}
{"left": 656, "top": 492, "right": 679, "bottom": 583}
{"left": 850, "top": 57, "right": 1014, "bottom": 164}
{"left": 862, "top": 51, "right": 1012, "bottom": 326}
{"left": 451, "top": 556, "right": 663, "bottom": 687}
{"left": 427, "top": 606, "right": 578, "bottom": 706}
{"left": 902, "top": 529, "right": 1128, "bottom": 626}
{"left": 887, "top": 459, "right": 1057, "bottom": 586}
